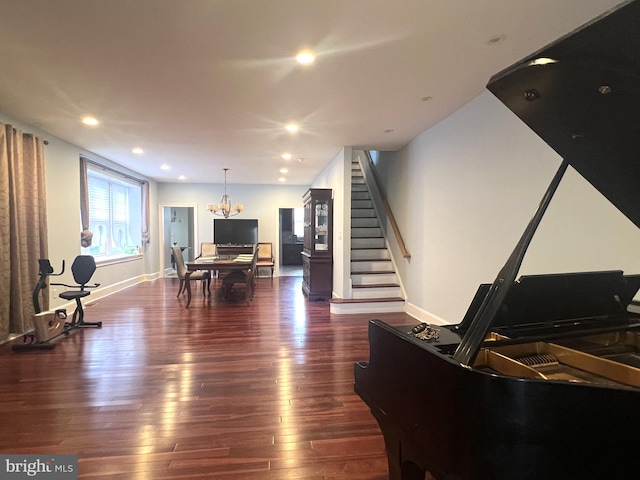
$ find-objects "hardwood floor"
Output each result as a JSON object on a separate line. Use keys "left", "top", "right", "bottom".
{"left": 0, "top": 276, "right": 415, "bottom": 479}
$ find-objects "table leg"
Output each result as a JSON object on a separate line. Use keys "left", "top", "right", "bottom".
{"left": 184, "top": 271, "right": 192, "bottom": 308}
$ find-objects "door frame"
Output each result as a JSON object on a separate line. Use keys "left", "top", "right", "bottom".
{"left": 158, "top": 203, "right": 198, "bottom": 277}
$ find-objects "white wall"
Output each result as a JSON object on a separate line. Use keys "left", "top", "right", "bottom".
{"left": 380, "top": 92, "right": 640, "bottom": 324}
{"left": 311, "top": 147, "right": 351, "bottom": 299}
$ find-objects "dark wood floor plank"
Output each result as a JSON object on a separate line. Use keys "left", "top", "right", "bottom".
{"left": 0, "top": 276, "right": 415, "bottom": 478}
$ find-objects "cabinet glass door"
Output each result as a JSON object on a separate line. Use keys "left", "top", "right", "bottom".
{"left": 314, "top": 199, "right": 329, "bottom": 252}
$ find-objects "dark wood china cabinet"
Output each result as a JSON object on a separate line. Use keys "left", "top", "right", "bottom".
{"left": 301, "top": 188, "right": 333, "bottom": 300}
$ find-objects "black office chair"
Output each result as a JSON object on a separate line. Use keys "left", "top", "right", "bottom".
{"left": 53, "top": 255, "right": 102, "bottom": 329}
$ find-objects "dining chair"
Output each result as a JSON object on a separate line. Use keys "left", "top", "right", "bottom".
{"left": 221, "top": 246, "right": 258, "bottom": 305}
{"left": 171, "top": 245, "right": 210, "bottom": 298}
{"left": 197, "top": 242, "right": 218, "bottom": 278}
{"left": 198, "top": 242, "right": 217, "bottom": 259}
{"left": 256, "top": 241, "right": 275, "bottom": 279}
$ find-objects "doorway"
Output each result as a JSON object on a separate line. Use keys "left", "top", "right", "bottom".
{"left": 159, "top": 204, "right": 197, "bottom": 277}
{"left": 279, "top": 207, "right": 304, "bottom": 277}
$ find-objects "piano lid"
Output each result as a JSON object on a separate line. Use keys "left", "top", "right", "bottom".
{"left": 453, "top": 1, "right": 640, "bottom": 366}
{"left": 487, "top": 0, "right": 640, "bottom": 228}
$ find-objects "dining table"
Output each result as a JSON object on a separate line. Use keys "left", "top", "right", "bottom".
{"left": 184, "top": 254, "right": 254, "bottom": 308}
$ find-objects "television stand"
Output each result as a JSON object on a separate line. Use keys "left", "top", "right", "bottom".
{"left": 216, "top": 244, "right": 254, "bottom": 256}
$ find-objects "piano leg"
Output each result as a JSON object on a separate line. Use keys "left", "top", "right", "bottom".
{"left": 374, "top": 412, "right": 426, "bottom": 480}
{"left": 374, "top": 409, "right": 462, "bottom": 480}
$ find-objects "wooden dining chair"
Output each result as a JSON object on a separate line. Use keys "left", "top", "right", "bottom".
{"left": 221, "top": 246, "right": 259, "bottom": 305}
{"left": 197, "top": 242, "right": 218, "bottom": 277}
{"left": 171, "top": 245, "right": 210, "bottom": 297}
{"left": 198, "top": 242, "right": 217, "bottom": 259}
{"left": 256, "top": 242, "right": 275, "bottom": 279}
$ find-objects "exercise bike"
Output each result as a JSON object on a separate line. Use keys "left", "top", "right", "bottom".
{"left": 12, "top": 257, "right": 101, "bottom": 351}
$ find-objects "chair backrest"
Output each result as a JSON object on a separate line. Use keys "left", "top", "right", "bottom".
{"left": 171, "top": 245, "right": 187, "bottom": 277}
{"left": 71, "top": 255, "right": 96, "bottom": 286}
{"left": 200, "top": 242, "right": 217, "bottom": 258}
{"left": 257, "top": 242, "right": 273, "bottom": 261}
{"left": 247, "top": 247, "right": 260, "bottom": 283}
{"left": 252, "top": 246, "right": 259, "bottom": 269}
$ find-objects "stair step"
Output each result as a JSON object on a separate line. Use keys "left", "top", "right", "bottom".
{"left": 352, "top": 184, "right": 368, "bottom": 191}
{"left": 351, "top": 191, "right": 370, "bottom": 200}
{"left": 352, "top": 269, "right": 396, "bottom": 274}
{"left": 351, "top": 208, "right": 376, "bottom": 218}
{"left": 330, "top": 296, "right": 404, "bottom": 303}
{"left": 351, "top": 217, "right": 378, "bottom": 228}
{"left": 352, "top": 227, "right": 382, "bottom": 237}
{"left": 329, "top": 297, "right": 405, "bottom": 314}
{"left": 352, "top": 284, "right": 402, "bottom": 299}
{"left": 351, "top": 248, "right": 389, "bottom": 260}
{"left": 351, "top": 259, "right": 393, "bottom": 272}
{"left": 352, "top": 272, "right": 398, "bottom": 285}
{"left": 352, "top": 199, "right": 373, "bottom": 209}
{"left": 351, "top": 237, "right": 385, "bottom": 248}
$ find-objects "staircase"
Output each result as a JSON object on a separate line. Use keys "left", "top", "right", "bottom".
{"left": 329, "top": 160, "right": 405, "bottom": 314}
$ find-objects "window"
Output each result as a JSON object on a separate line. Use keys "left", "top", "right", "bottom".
{"left": 82, "top": 168, "right": 142, "bottom": 257}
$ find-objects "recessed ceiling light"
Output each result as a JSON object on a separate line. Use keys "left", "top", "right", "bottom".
{"left": 296, "top": 50, "right": 316, "bottom": 65}
{"left": 279, "top": 168, "right": 288, "bottom": 174}
{"left": 178, "top": 175, "right": 186, "bottom": 181}
{"left": 384, "top": 129, "right": 394, "bottom": 133}
{"left": 278, "top": 177, "right": 286, "bottom": 182}
{"left": 487, "top": 35, "right": 505, "bottom": 45}
{"left": 160, "top": 164, "right": 170, "bottom": 170}
{"left": 281, "top": 152, "right": 292, "bottom": 160}
{"left": 285, "top": 123, "right": 299, "bottom": 133}
{"left": 421, "top": 96, "right": 433, "bottom": 102}
{"left": 132, "top": 147, "right": 144, "bottom": 155}
{"left": 297, "top": 157, "right": 304, "bottom": 163}
{"left": 82, "top": 116, "right": 99, "bottom": 126}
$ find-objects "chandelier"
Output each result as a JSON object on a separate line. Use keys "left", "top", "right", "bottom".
{"left": 207, "top": 168, "right": 244, "bottom": 218}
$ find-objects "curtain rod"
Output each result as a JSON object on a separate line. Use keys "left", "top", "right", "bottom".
{"left": 84, "top": 157, "right": 146, "bottom": 185}
{"left": 10, "top": 127, "right": 48, "bottom": 144}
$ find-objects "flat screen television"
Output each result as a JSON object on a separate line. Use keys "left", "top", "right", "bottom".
{"left": 213, "top": 219, "right": 258, "bottom": 245}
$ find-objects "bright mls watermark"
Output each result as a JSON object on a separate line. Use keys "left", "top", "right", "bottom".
{"left": 1, "top": 455, "right": 78, "bottom": 479}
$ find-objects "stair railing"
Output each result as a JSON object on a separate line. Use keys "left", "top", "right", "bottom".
{"left": 356, "top": 150, "right": 411, "bottom": 259}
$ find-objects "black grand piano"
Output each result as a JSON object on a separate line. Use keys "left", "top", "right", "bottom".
{"left": 354, "top": 2, "right": 640, "bottom": 479}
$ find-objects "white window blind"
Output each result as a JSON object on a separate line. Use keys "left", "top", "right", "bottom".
{"left": 84, "top": 169, "right": 141, "bottom": 257}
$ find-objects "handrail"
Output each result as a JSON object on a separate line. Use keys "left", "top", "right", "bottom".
{"left": 361, "top": 151, "right": 411, "bottom": 259}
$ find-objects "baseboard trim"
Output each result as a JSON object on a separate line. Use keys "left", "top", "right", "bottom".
{"left": 405, "top": 301, "right": 448, "bottom": 326}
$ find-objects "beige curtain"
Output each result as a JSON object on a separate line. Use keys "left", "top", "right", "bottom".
{"left": 0, "top": 123, "right": 48, "bottom": 339}
{"left": 79, "top": 156, "right": 92, "bottom": 247}
{"left": 141, "top": 181, "right": 150, "bottom": 244}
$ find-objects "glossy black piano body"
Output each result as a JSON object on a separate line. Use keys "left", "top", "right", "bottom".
{"left": 354, "top": 2, "right": 640, "bottom": 479}
{"left": 356, "top": 272, "right": 640, "bottom": 480}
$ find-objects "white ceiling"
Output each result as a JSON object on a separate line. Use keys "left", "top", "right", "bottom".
{"left": 0, "top": 0, "right": 625, "bottom": 185}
